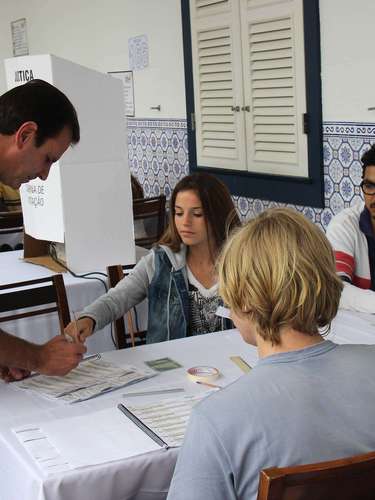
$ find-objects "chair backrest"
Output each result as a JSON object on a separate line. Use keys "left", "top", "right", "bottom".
{"left": 0, "top": 211, "right": 23, "bottom": 235}
{"left": 257, "top": 451, "right": 375, "bottom": 500}
{"left": 133, "top": 195, "right": 166, "bottom": 249}
{"left": 107, "top": 264, "right": 147, "bottom": 349}
{"left": 0, "top": 274, "right": 71, "bottom": 334}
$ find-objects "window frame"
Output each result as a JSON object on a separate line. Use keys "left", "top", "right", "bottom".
{"left": 181, "top": 0, "right": 324, "bottom": 208}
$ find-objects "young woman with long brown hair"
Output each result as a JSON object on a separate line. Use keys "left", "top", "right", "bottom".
{"left": 65, "top": 172, "right": 240, "bottom": 344}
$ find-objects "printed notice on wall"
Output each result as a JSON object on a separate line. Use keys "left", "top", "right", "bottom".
{"left": 108, "top": 71, "right": 135, "bottom": 117}
{"left": 129, "top": 35, "right": 149, "bottom": 71}
{"left": 11, "top": 18, "right": 29, "bottom": 57}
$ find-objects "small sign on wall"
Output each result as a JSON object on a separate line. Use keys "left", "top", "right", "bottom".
{"left": 108, "top": 70, "right": 135, "bottom": 117}
{"left": 129, "top": 35, "right": 149, "bottom": 71}
{"left": 11, "top": 18, "right": 29, "bottom": 57}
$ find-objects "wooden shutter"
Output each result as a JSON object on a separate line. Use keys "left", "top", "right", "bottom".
{"left": 241, "top": 0, "right": 308, "bottom": 177}
{"left": 195, "top": 0, "right": 231, "bottom": 15}
{"left": 190, "top": 0, "right": 247, "bottom": 170}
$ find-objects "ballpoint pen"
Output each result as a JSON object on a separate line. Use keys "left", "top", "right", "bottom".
{"left": 195, "top": 380, "right": 222, "bottom": 390}
{"left": 81, "top": 353, "right": 101, "bottom": 363}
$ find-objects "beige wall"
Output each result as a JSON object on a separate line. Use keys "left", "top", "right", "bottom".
{"left": 0, "top": 0, "right": 186, "bottom": 119}
{"left": 1, "top": 0, "right": 375, "bottom": 123}
{"left": 320, "top": 0, "right": 375, "bottom": 122}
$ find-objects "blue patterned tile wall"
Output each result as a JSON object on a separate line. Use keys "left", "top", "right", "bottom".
{"left": 128, "top": 119, "right": 189, "bottom": 199}
{"left": 128, "top": 118, "right": 375, "bottom": 230}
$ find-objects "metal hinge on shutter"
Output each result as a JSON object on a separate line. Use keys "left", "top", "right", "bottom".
{"left": 303, "top": 113, "right": 309, "bottom": 134}
{"left": 191, "top": 112, "right": 196, "bottom": 131}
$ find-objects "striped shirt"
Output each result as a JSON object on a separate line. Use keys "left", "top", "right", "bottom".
{"left": 326, "top": 202, "right": 375, "bottom": 290}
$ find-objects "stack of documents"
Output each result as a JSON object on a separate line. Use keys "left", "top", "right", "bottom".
{"left": 12, "top": 394, "right": 206, "bottom": 474}
{"left": 14, "top": 359, "right": 155, "bottom": 403}
{"left": 13, "top": 394, "right": 204, "bottom": 475}
{"left": 13, "top": 407, "right": 161, "bottom": 474}
{"left": 126, "top": 394, "right": 205, "bottom": 447}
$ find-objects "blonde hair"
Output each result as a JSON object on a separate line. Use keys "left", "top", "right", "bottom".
{"left": 218, "top": 208, "right": 343, "bottom": 344}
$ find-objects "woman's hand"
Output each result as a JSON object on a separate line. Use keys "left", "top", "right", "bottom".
{"left": 64, "top": 317, "right": 95, "bottom": 343}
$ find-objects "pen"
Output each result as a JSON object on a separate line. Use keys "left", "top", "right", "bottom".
{"left": 64, "top": 311, "right": 79, "bottom": 343}
{"left": 81, "top": 353, "right": 101, "bottom": 363}
{"left": 22, "top": 353, "right": 101, "bottom": 379}
{"left": 73, "top": 311, "right": 80, "bottom": 343}
{"left": 195, "top": 380, "right": 222, "bottom": 390}
{"left": 118, "top": 403, "right": 169, "bottom": 449}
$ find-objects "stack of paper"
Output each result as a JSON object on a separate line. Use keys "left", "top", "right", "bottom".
{"left": 127, "top": 394, "right": 205, "bottom": 447}
{"left": 14, "top": 359, "right": 155, "bottom": 403}
{"left": 13, "top": 406, "right": 162, "bottom": 473}
{"left": 12, "top": 394, "right": 207, "bottom": 475}
{"left": 13, "top": 426, "right": 73, "bottom": 475}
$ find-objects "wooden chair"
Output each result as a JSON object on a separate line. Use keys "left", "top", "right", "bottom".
{"left": 257, "top": 450, "right": 375, "bottom": 500}
{"left": 0, "top": 210, "right": 23, "bottom": 235}
{"left": 0, "top": 274, "right": 71, "bottom": 334}
{"left": 133, "top": 195, "right": 166, "bottom": 249}
{"left": 107, "top": 264, "right": 147, "bottom": 349}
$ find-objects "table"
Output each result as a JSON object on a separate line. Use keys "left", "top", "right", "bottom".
{"left": 329, "top": 309, "right": 375, "bottom": 344}
{"left": 0, "top": 310, "right": 374, "bottom": 500}
{"left": 0, "top": 249, "right": 148, "bottom": 355}
{"left": 0, "top": 329, "right": 258, "bottom": 500}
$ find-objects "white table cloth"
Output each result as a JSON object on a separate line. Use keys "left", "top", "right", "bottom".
{"left": 0, "top": 329, "right": 257, "bottom": 500}
{"left": 329, "top": 309, "right": 375, "bottom": 344}
{"left": 0, "top": 309, "right": 374, "bottom": 500}
{"left": 0, "top": 249, "right": 148, "bottom": 354}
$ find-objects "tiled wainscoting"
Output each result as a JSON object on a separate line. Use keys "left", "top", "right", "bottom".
{"left": 128, "top": 119, "right": 188, "bottom": 200}
{"left": 128, "top": 119, "right": 375, "bottom": 230}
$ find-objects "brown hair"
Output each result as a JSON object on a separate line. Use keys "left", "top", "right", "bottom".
{"left": 361, "top": 143, "right": 375, "bottom": 177}
{"left": 0, "top": 79, "right": 79, "bottom": 147}
{"left": 218, "top": 208, "right": 343, "bottom": 344}
{"left": 158, "top": 172, "right": 240, "bottom": 253}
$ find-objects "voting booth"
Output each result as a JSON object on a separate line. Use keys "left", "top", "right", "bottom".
{"left": 4, "top": 54, "right": 135, "bottom": 272}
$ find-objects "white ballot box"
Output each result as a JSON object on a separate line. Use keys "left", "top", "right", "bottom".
{"left": 4, "top": 54, "right": 135, "bottom": 272}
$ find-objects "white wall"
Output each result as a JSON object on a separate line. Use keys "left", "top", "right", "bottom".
{"left": 1, "top": 0, "right": 375, "bottom": 123}
{"left": 320, "top": 0, "right": 375, "bottom": 122}
{"left": 0, "top": 0, "right": 186, "bottom": 119}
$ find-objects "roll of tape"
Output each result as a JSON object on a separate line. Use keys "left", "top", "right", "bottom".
{"left": 187, "top": 366, "right": 220, "bottom": 383}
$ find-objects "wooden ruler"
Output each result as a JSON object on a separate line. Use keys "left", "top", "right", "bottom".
{"left": 230, "top": 356, "right": 252, "bottom": 373}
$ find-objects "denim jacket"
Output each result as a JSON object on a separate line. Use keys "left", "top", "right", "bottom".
{"left": 81, "top": 245, "right": 232, "bottom": 344}
{"left": 147, "top": 247, "right": 232, "bottom": 343}
{"left": 147, "top": 247, "right": 189, "bottom": 343}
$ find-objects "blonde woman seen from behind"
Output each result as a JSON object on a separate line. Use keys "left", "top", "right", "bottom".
{"left": 168, "top": 208, "right": 375, "bottom": 500}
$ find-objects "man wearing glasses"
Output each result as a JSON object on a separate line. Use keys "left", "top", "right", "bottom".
{"left": 327, "top": 144, "right": 375, "bottom": 313}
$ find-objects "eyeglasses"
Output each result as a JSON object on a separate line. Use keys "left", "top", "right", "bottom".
{"left": 360, "top": 180, "right": 375, "bottom": 195}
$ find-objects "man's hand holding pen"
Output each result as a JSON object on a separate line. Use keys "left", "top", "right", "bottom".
{"left": 34, "top": 335, "right": 87, "bottom": 376}
{"left": 0, "top": 334, "right": 87, "bottom": 383}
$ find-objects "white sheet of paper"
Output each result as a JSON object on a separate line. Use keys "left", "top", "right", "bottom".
{"left": 127, "top": 394, "right": 205, "bottom": 447}
{"left": 15, "top": 360, "right": 155, "bottom": 403}
{"left": 40, "top": 407, "right": 161, "bottom": 468}
{"left": 215, "top": 306, "right": 231, "bottom": 319}
{"left": 13, "top": 426, "right": 73, "bottom": 475}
